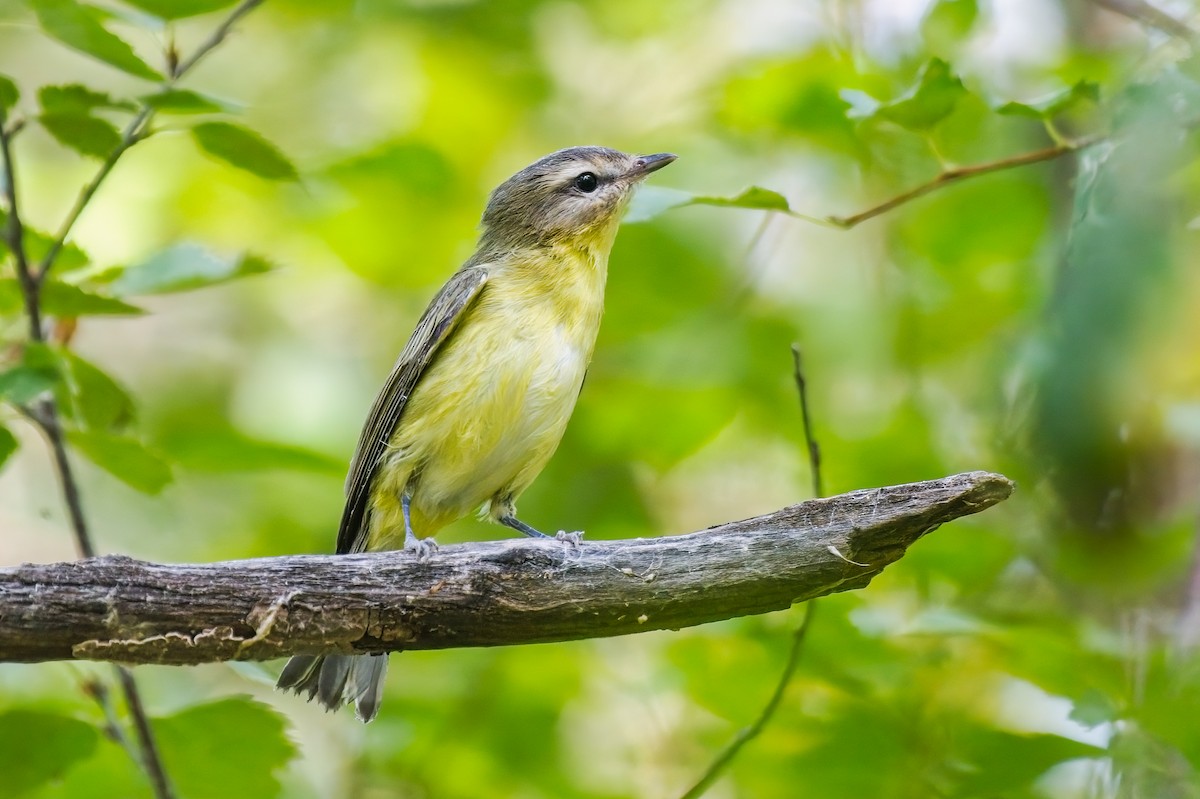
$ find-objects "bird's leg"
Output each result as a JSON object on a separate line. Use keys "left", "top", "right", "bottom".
{"left": 401, "top": 491, "right": 438, "bottom": 560}
{"left": 497, "top": 513, "right": 584, "bottom": 547}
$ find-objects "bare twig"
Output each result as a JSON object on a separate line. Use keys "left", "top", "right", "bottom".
{"left": 0, "top": 123, "right": 42, "bottom": 340}
{"left": 1091, "top": 0, "right": 1197, "bottom": 41}
{"left": 677, "top": 345, "right": 830, "bottom": 799}
{"left": 172, "top": 0, "right": 265, "bottom": 78}
{"left": 114, "top": 666, "right": 174, "bottom": 799}
{"left": 678, "top": 603, "right": 816, "bottom": 799}
{"left": 36, "top": 0, "right": 267, "bottom": 282}
{"left": 791, "top": 344, "right": 822, "bottom": 498}
{"left": 826, "top": 138, "right": 1102, "bottom": 230}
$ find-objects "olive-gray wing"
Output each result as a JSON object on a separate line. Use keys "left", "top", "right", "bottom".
{"left": 336, "top": 266, "right": 489, "bottom": 554}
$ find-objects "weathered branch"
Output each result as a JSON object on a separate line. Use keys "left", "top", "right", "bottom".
{"left": 0, "top": 471, "right": 1013, "bottom": 666}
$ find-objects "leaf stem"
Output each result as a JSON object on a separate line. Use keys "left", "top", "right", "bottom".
{"left": 826, "top": 137, "right": 1102, "bottom": 229}
{"left": 791, "top": 344, "right": 822, "bottom": 499}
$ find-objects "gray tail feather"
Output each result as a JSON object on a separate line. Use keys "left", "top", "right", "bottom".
{"left": 276, "top": 653, "right": 388, "bottom": 723}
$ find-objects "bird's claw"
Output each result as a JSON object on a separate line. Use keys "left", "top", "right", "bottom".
{"left": 404, "top": 537, "right": 439, "bottom": 561}
{"left": 555, "top": 530, "right": 584, "bottom": 547}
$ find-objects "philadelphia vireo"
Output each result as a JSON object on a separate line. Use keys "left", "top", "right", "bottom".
{"left": 277, "top": 146, "right": 676, "bottom": 721}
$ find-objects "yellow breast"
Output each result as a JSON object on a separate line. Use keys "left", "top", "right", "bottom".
{"left": 368, "top": 242, "right": 608, "bottom": 544}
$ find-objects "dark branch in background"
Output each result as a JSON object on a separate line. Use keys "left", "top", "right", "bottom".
{"left": 1091, "top": 0, "right": 1197, "bottom": 41}
{"left": 824, "top": 138, "right": 1102, "bottom": 230}
{"left": 0, "top": 2, "right": 268, "bottom": 797}
{"left": 0, "top": 472, "right": 1013, "bottom": 665}
{"left": 677, "top": 347, "right": 828, "bottom": 799}
{"left": 791, "top": 344, "right": 822, "bottom": 498}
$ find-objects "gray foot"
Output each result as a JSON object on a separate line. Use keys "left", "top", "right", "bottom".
{"left": 555, "top": 530, "right": 584, "bottom": 547}
{"left": 403, "top": 535, "right": 438, "bottom": 561}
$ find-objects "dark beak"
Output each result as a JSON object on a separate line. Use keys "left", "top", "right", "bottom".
{"left": 629, "top": 152, "right": 677, "bottom": 178}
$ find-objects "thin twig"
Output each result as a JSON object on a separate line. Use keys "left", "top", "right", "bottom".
{"left": 172, "top": 0, "right": 265, "bottom": 78}
{"left": 82, "top": 676, "right": 136, "bottom": 754}
{"left": 1091, "top": 0, "right": 1197, "bottom": 41}
{"left": 826, "top": 138, "right": 1102, "bottom": 229}
{"left": 0, "top": 123, "right": 42, "bottom": 339}
{"left": 677, "top": 347, "right": 828, "bottom": 799}
{"left": 3, "top": 4, "right": 267, "bottom": 797}
{"left": 791, "top": 344, "right": 822, "bottom": 498}
{"left": 36, "top": 0, "right": 266, "bottom": 282}
{"left": 114, "top": 665, "right": 174, "bottom": 799}
{"left": 677, "top": 603, "right": 816, "bottom": 799}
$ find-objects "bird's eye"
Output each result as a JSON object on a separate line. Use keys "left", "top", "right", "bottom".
{"left": 573, "top": 172, "right": 598, "bottom": 193}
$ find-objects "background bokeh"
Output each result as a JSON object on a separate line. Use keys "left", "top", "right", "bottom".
{"left": 3, "top": 0, "right": 1200, "bottom": 797}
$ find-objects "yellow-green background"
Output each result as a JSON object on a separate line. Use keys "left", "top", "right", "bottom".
{"left": 3, "top": 1, "right": 1200, "bottom": 797}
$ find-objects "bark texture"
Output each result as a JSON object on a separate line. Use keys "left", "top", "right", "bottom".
{"left": 0, "top": 471, "right": 1013, "bottom": 665}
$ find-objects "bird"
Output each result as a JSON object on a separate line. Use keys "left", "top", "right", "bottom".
{"left": 277, "top": 145, "right": 677, "bottom": 722}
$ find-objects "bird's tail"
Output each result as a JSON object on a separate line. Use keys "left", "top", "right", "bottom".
{"left": 276, "top": 653, "right": 388, "bottom": 723}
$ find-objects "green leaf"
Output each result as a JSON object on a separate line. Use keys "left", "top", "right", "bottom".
{"left": 921, "top": 0, "right": 978, "bottom": 48}
{"left": 56, "top": 350, "right": 136, "bottom": 432}
{"left": 154, "top": 697, "right": 296, "bottom": 799}
{"left": 875, "top": 58, "right": 967, "bottom": 131}
{"left": 0, "top": 425, "right": 17, "bottom": 470}
{"left": 1070, "top": 689, "right": 1121, "bottom": 728}
{"left": 112, "top": 244, "right": 273, "bottom": 295}
{"left": 39, "top": 112, "right": 122, "bottom": 158}
{"left": 957, "top": 729, "right": 1105, "bottom": 794}
{"left": 122, "top": 0, "right": 241, "bottom": 21}
{"left": 30, "top": 0, "right": 163, "bottom": 81}
{"left": 998, "top": 80, "right": 1101, "bottom": 119}
{"left": 0, "top": 209, "right": 92, "bottom": 271}
{"left": 0, "top": 343, "right": 60, "bottom": 405}
{"left": 0, "top": 74, "right": 18, "bottom": 122}
{"left": 67, "top": 429, "right": 172, "bottom": 493}
{"left": 627, "top": 185, "right": 793, "bottom": 223}
{"left": 38, "top": 83, "right": 136, "bottom": 114}
{"left": 0, "top": 279, "right": 142, "bottom": 316}
{"left": 166, "top": 427, "right": 342, "bottom": 473}
{"left": 0, "top": 709, "right": 99, "bottom": 796}
{"left": 191, "top": 122, "right": 299, "bottom": 181}
{"left": 140, "top": 88, "right": 230, "bottom": 114}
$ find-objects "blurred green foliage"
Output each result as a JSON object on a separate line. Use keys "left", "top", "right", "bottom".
{"left": 3, "top": 1, "right": 1200, "bottom": 797}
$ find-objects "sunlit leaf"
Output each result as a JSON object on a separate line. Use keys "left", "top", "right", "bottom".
{"left": 921, "top": 0, "right": 978, "bottom": 49}
{"left": 875, "top": 57, "right": 967, "bottom": 131}
{"left": 627, "top": 185, "right": 792, "bottom": 223}
{"left": 0, "top": 709, "right": 98, "bottom": 796}
{"left": 0, "top": 279, "right": 142, "bottom": 316}
{"left": 67, "top": 429, "right": 172, "bottom": 493}
{"left": 154, "top": 697, "right": 296, "bottom": 799}
{"left": 30, "top": 0, "right": 162, "bottom": 81}
{"left": 191, "top": 121, "right": 299, "bottom": 181}
{"left": 39, "top": 83, "right": 136, "bottom": 114}
{"left": 0, "top": 425, "right": 17, "bottom": 471}
{"left": 0, "top": 74, "right": 18, "bottom": 121}
{"left": 140, "top": 88, "right": 230, "bottom": 114}
{"left": 39, "top": 112, "right": 122, "bottom": 158}
{"left": 998, "top": 80, "right": 1100, "bottom": 119}
{"left": 112, "top": 243, "right": 273, "bottom": 295}
{"left": 122, "top": 0, "right": 241, "bottom": 20}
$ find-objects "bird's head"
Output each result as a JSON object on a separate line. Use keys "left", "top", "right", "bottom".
{"left": 480, "top": 146, "right": 676, "bottom": 249}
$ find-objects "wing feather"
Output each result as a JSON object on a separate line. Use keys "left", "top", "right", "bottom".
{"left": 336, "top": 266, "right": 489, "bottom": 554}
